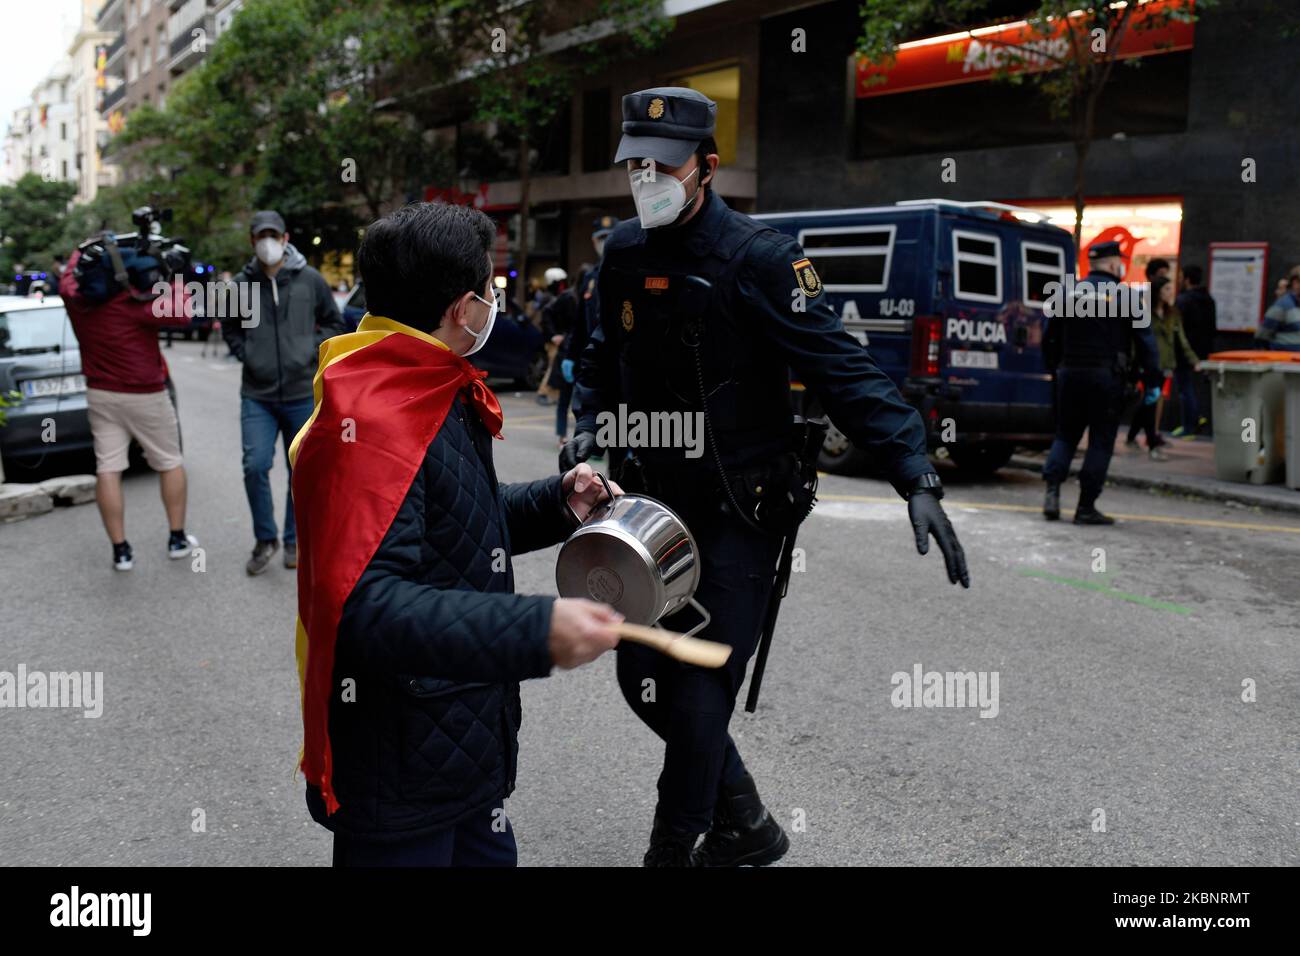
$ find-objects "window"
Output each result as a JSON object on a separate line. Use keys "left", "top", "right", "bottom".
{"left": 581, "top": 87, "right": 611, "bottom": 173}
{"left": 62, "top": 160, "right": 68, "bottom": 179}
{"left": 127, "top": 53, "right": 138, "bottom": 84}
{"left": 795, "top": 225, "right": 896, "bottom": 292}
{"left": 60, "top": 122, "right": 67, "bottom": 141}
{"left": 1021, "top": 241, "right": 1065, "bottom": 308}
{"left": 141, "top": 0, "right": 150, "bottom": 13}
{"left": 157, "top": 25, "right": 167, "bottom": 63}
{"left": 127, "top": 0, "right": 136, "bottom": 28}
{"left": 142, "top": 41, "right": 151, "bottom": 73}
{"left": 952, "top": 230, "right": 1002, "bottom": 303}
{"left": 674, "top": 65, "right": 740, "bottom": 165}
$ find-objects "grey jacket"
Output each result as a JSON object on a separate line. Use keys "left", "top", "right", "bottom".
{"left": 223, "top": 243, "right": 345, "bottom": 402}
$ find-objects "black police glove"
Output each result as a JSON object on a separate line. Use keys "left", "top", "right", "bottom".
{"left": 907, "top": 478, "right": 970, "bottom": 588}
{"left": 559, "top": 431, "right": 597, "bottom": 473}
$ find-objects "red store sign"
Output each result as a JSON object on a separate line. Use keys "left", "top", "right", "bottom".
{"left": 856, "top": 0, "right": 1196, "bottom": 99}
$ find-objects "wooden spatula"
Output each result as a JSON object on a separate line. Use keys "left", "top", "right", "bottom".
{"left": 616, "top": 622, "right": 732, "bottom": 668}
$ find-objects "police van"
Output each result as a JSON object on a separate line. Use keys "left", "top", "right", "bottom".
{"left": 755, "top": 199, "right": 1074, "bottom": 476}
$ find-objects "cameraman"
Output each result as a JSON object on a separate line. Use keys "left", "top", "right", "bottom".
{"left": 59, "top": 249, "right": 197, "bottom": 572}
{"left": 224, "top": 211, "right": 344, "bottom": 576}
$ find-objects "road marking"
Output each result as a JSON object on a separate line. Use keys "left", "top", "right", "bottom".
{"left": 816, "top": 492, "right": 1300, "bottom": 535}
{"left": 1017, "top": 568, "right": 1193, "bottom": 614}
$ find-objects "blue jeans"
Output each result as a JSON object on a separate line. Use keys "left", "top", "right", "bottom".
{"left": 240, "top": 397, "right": 314, "bottom": 546}
{"left": 1173, "top": 365, "right": 1200, "bottom": 429}
{"left": 331, "top": 803, "right": 517, "bottom": 867}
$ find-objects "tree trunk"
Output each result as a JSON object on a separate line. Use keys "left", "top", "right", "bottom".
{"left": 1072, "top": 137, "right": 1088, "bottom": 262}
{"left": 515, "top": 133, "right": 530, "bottom": 312}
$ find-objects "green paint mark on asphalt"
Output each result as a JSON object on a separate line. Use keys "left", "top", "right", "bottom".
{"left": 1017, "top": 568, "right": 1193, "bottom": 615}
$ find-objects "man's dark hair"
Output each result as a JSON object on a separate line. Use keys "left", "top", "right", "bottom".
{"left": 694, "top": 136, "right": 719, "bottom": 189}
{"left": 1145, "top": 256, "right": 1171, "bottom": 281}
{"left": 1182, "top": 264, "right": 1203, "bottom": 286}
{"left": 357, "top": 202, "right": 495, "bottom": 333}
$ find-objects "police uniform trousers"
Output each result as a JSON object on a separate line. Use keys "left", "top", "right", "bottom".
{"left": 614, "top": 500, "right": 784, "bottom": 835}
{"left": 1042, "top": 366, "right": 1125, "bottom": 506}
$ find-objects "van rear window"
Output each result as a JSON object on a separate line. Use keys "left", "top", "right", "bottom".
{"left": 1021, "top": 242, "right": 1066, "bottom": 307}
{"left": 952, "top": 230, "right": 1002, "bottom": 303}
{"left": 795, "top": 225, "right": 896, "bottom": 292}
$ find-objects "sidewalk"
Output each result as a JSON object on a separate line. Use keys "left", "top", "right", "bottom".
{"left": 1009, "top": 435, "right": 1300, "bottom": 514}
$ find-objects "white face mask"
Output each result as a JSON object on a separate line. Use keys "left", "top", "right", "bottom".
{"left": 464, "top": 291, "right": 498, "bottom": 356}
{"left": 630, "top": 166, "right": 698, "bottom": 229}
{"left": 256, "top": 237, "right": 285, "bottom": 267}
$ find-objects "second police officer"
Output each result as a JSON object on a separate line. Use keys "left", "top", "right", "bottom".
{"left": 563, "top": 87, "right": 971, "bottom": 867}
{"left": 1041, "top": 240, "right": 1162, "bottom": 525}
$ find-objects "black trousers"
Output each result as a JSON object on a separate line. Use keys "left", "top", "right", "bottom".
{"left": 1042, "top": 367, "right": 1124, "bottom": 507}
{"left": 615, "top": 504, "right": 783, "bottom": 835}
{"left": 331, "top": 803, "right": 516, "bottom": 867}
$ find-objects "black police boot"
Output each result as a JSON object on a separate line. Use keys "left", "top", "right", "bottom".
{"left": 1073, "top": 502, "right": 1115, "bottom": 525}
{"left": 693, "top": 772, "right": 790, "bottom": 868}
{"left": 1043, "top": 483, "right": 1061, "bottom": 521}
{"left": 642, "top": 813, "right": 698, "bottom": 867}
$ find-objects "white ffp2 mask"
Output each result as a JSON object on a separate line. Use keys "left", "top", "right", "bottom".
{"left": 256, "top": 237, "right": 285, "bottom": 267}
{"left": 464, "top": 291, "right": 498, "bottom": 356}
{"left": 631, "top": 166, "right": 698, "bottom": 229}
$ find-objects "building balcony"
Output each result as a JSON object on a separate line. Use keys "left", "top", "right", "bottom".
{"left": 96, "top": 0, "right": 124, "bottom": 31}
{"left": 100, "top": 83, "right": 126, "bottom": 116}
{"left": 104, "top": 33, "right": 126, "bottom": 77}
{"left": 169, "top": 12, "right": 214, "bottom": 74}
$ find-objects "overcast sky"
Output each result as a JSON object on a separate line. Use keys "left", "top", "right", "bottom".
{"left": 0, "top": 0, "right": 84, "bottom": 134}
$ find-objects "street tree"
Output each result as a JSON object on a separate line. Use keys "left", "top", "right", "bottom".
{"left": 458, "top": 0, "right": 672, "bottom": 307}
{"left": 0, "top": 174, "right": 77, "bottom": 275}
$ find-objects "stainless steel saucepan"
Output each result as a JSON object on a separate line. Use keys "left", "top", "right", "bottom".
{"left": 555, "top": 473, "right": 711, "bottom": 636}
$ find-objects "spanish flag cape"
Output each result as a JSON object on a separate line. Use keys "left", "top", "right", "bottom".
{"left": 287, "top": 313, "right": 503, "bottom": 814}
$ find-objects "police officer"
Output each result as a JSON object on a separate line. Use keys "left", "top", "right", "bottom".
{"left": 1042, "top": 240, "right": 1161, "bottom": 524}
{"left": 562, "top": 88, "right": 970, "bottom": 867}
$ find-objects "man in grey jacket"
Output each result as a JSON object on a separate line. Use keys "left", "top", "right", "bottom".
{"left": 224, "top": 210, "right": 345, "bottom": 575}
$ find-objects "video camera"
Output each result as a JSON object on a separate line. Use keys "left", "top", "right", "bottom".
{"left": 72, "top": 205, "right": 193, "bottom": 305}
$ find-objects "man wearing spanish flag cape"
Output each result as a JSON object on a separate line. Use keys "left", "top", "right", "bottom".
{"left": 290, "top": 202, "right": 622, "bottom": 866}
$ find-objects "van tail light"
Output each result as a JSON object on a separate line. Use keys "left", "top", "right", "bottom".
{"left": 910, "top": 315, "right": 942, "bottom": 377}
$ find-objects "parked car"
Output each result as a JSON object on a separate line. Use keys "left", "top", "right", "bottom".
{"left": 754, "top": 199, "right": 1074, "bottom": 475}
{"left": 0, "top": 296, "right": 94, "bottom": 471}
{"left": 339, "top": 281, "right": 547, "bottom": 388}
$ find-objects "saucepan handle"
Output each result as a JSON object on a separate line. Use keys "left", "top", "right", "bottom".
{"left": 565, "top": 471, "right": 617, "bottom": 526}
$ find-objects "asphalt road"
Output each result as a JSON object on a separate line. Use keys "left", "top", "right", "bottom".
{"left": 2, "top": 340, "right": 1297, "bottom": 866}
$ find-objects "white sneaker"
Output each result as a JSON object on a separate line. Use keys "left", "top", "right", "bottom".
{"left": 168, "top": 532, "right": 199, "bottom": 559}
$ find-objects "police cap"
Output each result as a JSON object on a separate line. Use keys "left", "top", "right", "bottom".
{"left": 613, "top": 87, "right": 716, "bottom": 168}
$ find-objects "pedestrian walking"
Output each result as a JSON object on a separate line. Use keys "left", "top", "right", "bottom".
{"left": 223, "top": 210, "right": 345, "bottom": 575}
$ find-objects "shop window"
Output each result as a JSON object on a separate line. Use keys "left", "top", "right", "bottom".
{"left": 953, "top": 230, "right": 1002, "bottom": 303}
{"left": 1021, "top": 241, "right": 1065, "bottom": 307}
{"left": 795, "top": 225, "right": 896, "bottom": 292}
{"left": 674, "top": 65, "right": 739, "bottom": 165}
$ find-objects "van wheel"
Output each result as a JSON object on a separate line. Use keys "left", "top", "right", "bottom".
{"left": 817, "top": 421, "right": 869, "bottom": 474}
{"left": 950, "top": 442, "right": 1014, "bottom": 477}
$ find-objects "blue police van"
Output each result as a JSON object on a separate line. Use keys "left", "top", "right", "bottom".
{"left": 754, "top": 199, "right": 1075, "bottom": 476}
